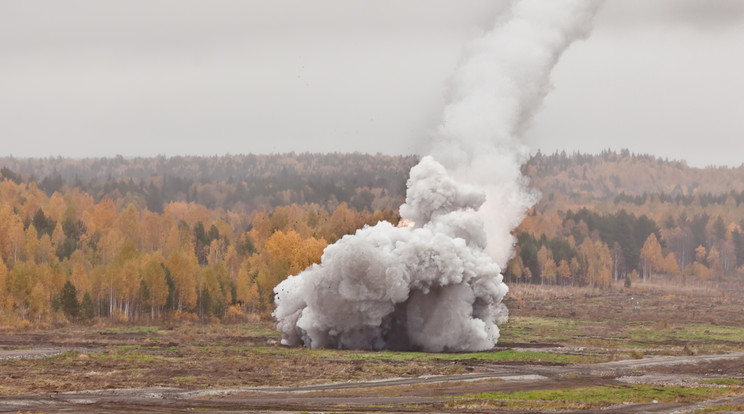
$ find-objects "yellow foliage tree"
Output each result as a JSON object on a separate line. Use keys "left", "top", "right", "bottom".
{"left": 51, "top": 221, "right": 66, "bottom": 250}
{"left": 116, "top": 203, "right": 141, "bottom": 247}
{"left": 71, "top": 261, "right": 90, "bottom": 303}
{"left": 236, "top": 258, "right": 260, "bottom": 312}
{"left": 21, "top": 182, "right": 44, "bottom": 220}
{"left": 99, "top": 229, "right": 123, "bottom": 265}
{"left": 324, "top": 203, "right": 359, "bottom": 242}
{"left": 542, "top": 258, "right": 557, "bottom": 285}
{"left": 7, "top": 215, "right": 24, "bottom": 264}
{"left": 693, "top": 262, "right": 711, "bottom": 280}
{"left": 557, "top": 259, "right": 572, "bottom": 285}
{"left": 536, "top": 245, "right": 553, "bottom": 282}
{"left": 578, "top": 238, "right": 613, "bottom": 288}
{"left": 167, "top": 250, "right": 198, "bottom": 311}
{"left": 9, "top": 262, "right": 35, "bottom": 318}
{"left": 266, "top": 230, "right": 326, "bottom": 275}
{"left": 663, "top": 252, "right": 680, "bottom": 278}
{"left": 46, "top": 192, "right": 67, "bottom": 222}
{"left": 207, "top": 238, "right": 228, "bottom": 265}
{"left": 569, "top": 257, "right": 581, "bottom": 286}
{"left": 707, "top": 246, "right": 723, "bottom": 281}
{"left": 640, "top": 233, "right": 663, "bottom": 281}
{"left": 224, "top": 245, "right": 240, "bottom": 280}
{"left": 87, "top": 198, "right": 117, "bottom": 236}
{"left": 142, "top": 253, "right": 168, "bottom": 319}
{"left": 0, "top": 258, "right": 7, "bottom": 309}
{"left": 37, "top": 234, "right": 54, "bottom": 264}
{"left": 695, "top": 245, "right": 707, "bottom": 263}
{"left": 28, "top": 281, "right": 49, "bottom": 322}
{"left": 248, "top": 230, "right": 327, "bottom": 313}
{"left": 594, "top": 241, "right": 613, "bottom": 288}
{"left": 141, "top": 211, "right": 168, "bottom": 252}
{"left": 507, "top": 251, "right": 524, "bottom": 283}
{"left": 197, "top": 263, "right": 230, "bottom": 319}
{"left": 23, "top": 225, "right": 39, "bottom": 263}
{"left": 250, "top": 211, "right": 272, "bottom": 244}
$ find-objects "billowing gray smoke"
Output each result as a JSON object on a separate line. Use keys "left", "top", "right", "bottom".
{"left": 275, "top": 157, "right": 505, "bottom": 352}
{"left": 273, "top": 0, "right": 601, "bottom": 352}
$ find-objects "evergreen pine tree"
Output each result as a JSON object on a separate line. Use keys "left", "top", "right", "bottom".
{"left": 81, "top": 292, "right": 95, "bottom": 320}
{"left": 61, "top": 280, "right": 80, "bottom": 319}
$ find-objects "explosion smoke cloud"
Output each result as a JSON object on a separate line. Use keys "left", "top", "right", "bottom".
{"left": 275, "top": 156, "right": 506, "bottom": 352}
{"left": 274, "top": 0, "right": 601, "bottom": 352}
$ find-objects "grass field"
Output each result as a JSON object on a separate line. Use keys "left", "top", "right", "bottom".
{"left": 2, "top": 280, "right": 744, "bottom": 412}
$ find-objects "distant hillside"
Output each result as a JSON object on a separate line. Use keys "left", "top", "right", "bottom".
{"left": 0, "top": 153, "right": 417, "bottom": 213}
{"left": 515, "top": 150, "right": 744, "bottom": 287}
{"left": 3, "top": 150, "right": 743, "bottom": 210}
{"left": 3, "top": 150, "right": 743, "bottom": 217}
{"left": 524, "top": 150, "right": 744, "bottom": 202}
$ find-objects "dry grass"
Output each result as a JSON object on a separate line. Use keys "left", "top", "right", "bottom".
{"left": 3, "top": 281, "right": 744, "bottom": 399}
{"left": 0, "top": 323, "right": 472, "bottom": 394}
{"left": 505, "top": 280, "right": 744, "bottom": 340}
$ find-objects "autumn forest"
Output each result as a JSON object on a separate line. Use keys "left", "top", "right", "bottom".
{"left": 2, "top": 151, "right": 744, "bottom": 327}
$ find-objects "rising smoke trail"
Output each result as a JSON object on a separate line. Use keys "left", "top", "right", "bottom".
{"left": 430, "top": 0, "right": 603, "bottom": 266}
{"left": 273, "top": 0, "right": 601, "bottom": 352}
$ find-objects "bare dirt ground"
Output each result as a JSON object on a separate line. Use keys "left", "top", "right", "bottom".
{"left": 505, "top": 279, "right": 744, "bottom": 326}
{"left": 2, "top": 352, "right": 743, "bottom": 413}
{"left": 2, "top": 280, "right": 744, "bottom": 413}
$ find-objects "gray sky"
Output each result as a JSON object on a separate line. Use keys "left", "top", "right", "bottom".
{"left": 1, "top": 0, "right": 743, "bottom": 167}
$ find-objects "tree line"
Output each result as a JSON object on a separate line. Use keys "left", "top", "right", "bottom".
{"left": 0, "top": 175, "right": 398, "bottom": 326}
{"left": 4, "top": 150, "right": 744, "bottom": 326}
{"left": 524, "top": 149, "right": 744, "bottom": 199}
{"left": 515, "top": 149, "right": 744, "bottom": 286}
{"left": 0, "top": 153, "right": 416, "bottom": 214}
{"left": 510, "top": 204, "right": 744, "bottom": 286}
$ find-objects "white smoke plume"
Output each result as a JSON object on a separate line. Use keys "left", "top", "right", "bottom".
{"left": 430, "top": 0, "right": 602, "bottom": 266}
{"left": 273, "top": 0, "right": 601, "bottom": 352}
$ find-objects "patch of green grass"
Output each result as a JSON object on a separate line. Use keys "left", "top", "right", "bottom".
{"left": 500, "top": 315, "right": 744, "bottom": 355}
{"left": 499, "top": 316, "right": 581, "bottom": 343}
{"left": 695, "top": 404, "right": 744, "bottom": 413}
{"left": 0, "top": 346, "right": 32, "bottom": 351}
{"left": 103, "top": 325, "right": 160, "bottom": 334}
{"left": 90, "top": 349, "right": 157, "bottom": 363}
{"left": 48, "top": 350, "right": 80, "bottom": 362}
{"left": 246, "top": 345, "right": 294, "bottom": 356}
{"left": 699, "top": 378, "right": 744, "bottom": 386}
{"left": 450, "top": 384, "right": 739, "bottom": 411}
{"left": 479, "top": 385, "right": 728, "bottom": 403}
{"left": 240, "top": 322, "right": 280, "bottom": 338}
{"left": 627, "top": 323, "right": 744, "bottom": 344}
{"left": 331, "top": 404, "right": 396, "bottom": 410}
{"left": 172, "top": 376, "right": 198, "bottom": 383}
{"left": 117, "top": 353, "right": 156, "bottom": 363}
{"left": 116, "top": 344, "right": 142, "bottom": 351}
{"left": 441, "top": 349, "right": 601, "bottom": 364}
{"left": 306, "top": 348, "right": 601, "bottom": 365}
{"left": 248, "top": 342, "right": 602, "bottom": 365}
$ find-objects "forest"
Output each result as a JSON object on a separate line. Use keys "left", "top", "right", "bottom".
{"left": 0, "top": 153, "right": 416, "bottom": 213}
{"left": 513, "top": 150, "right": 744, "bottom": 287}
{"left": 2, "top": 150, "right": 744, "bottom": 326}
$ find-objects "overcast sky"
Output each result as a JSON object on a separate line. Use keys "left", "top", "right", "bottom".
{"left": 1, "top": 0, "right": 743, "bottom": 167}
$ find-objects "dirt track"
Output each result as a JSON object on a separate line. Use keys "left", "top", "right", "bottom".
{"left": 4, "top": 283, "right": 744, "bottom": 412}
{"left": 0, "top": 347, "right": 73, "bottom": 361}
{"left": 2, "top": 351, "right": 743, "bottom": 413}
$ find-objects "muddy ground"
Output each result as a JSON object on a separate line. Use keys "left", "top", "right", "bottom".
{"left": 2, "top": 281, "right": 744, "bottom": 413}
{"left": 504, "top": 279, "right": 744, "bottom": 325}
